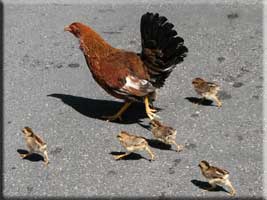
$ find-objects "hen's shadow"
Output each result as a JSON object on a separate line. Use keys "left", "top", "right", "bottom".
{"left": 185, "top": 97, "right": 214, "bottom": 106}
{"left": 17, "top": 149, "right": 44, "bottom": 162}
{"left": 48, "top": 93, "right": 157, "bottom": 124}
{"left": 110, "top": 151, "right": 150, "bottom": 161}
{"left": 191, "top": 179, "right": 229, "bottom": 193}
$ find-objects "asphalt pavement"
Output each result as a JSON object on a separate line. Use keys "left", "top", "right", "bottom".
{"left": 3, "top": 1, "right": 264, "bottom": 199}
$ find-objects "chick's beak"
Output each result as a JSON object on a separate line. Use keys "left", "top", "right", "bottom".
{"left": 64, "top": 25, "right": 72, "bottom": 32}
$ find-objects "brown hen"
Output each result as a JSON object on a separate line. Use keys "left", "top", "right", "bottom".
{"left": 65, "top": 12, "right": 188, "bottom": 121}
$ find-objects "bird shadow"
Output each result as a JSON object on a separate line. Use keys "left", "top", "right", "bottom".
{"left": 191, "top": 179, "right": 229, "bottom": 193}
{"left": 48, "top": 93, "right": 156, "bottom": 124}
{"left": 17, "top": 149, "right": 44, "bottom": 162}
{"left": 146, "top": 139, "right": 175, "bottom": 151}
{"left": 137, "top": 121, "right": 151, "bottom": 131}
{"left": 110, "top": 151, "right": 151, "bottom": 161}
{"left": 185, "top": 97, "right": 214, "bottom": 106}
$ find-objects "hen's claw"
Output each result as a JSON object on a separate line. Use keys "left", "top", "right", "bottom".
{"left": 145, "top": 97, "right": 160, "bottom": 120}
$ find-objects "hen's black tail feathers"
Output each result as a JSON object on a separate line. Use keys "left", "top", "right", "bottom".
{"left": 140, "top": 12, "right": 188, "bottom": 88}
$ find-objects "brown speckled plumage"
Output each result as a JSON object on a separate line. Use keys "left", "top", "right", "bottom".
{"left": 198, "top": 160, "right": 236, "bottom": 196}
{"left": 65, "top": 13, "right": 188, "bottom": 121}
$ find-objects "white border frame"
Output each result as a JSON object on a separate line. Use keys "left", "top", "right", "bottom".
{"left": 2, "top": 0, "right": 265, "bottom": 198}
{"left": 264, "top": 0, "right": 267, "bottom": 198}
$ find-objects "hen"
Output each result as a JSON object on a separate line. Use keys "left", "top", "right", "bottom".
{"left": 65, "top": 12, "right": 188, "bottom": 121}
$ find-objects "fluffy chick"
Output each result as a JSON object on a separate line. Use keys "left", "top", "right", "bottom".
{"left": 198, "top": 160, "right": 236, "bottom": 196}
{"left": 192, "top": 77, "right": 222, "bottom": 107}
{"left": 115, "top": 131, "right": 155, "bottom": 161}
{"left": 20, "top": 127, "right": 49, "bottom": 165}
{"left": 150, "top": 119, "right": 183, "bottom": 152}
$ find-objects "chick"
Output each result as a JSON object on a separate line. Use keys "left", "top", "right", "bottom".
{"left": 115, "top": 131, "right": 155, "bottom": 161}
{"left": 150, "top": 119, "right": 184, "bottom": 152}
{"left": 20, "top": 127, "right": 49, "bottom": 165}
{"left": 192, "top": 77, "right": 222, "bottom": 107}
{"left": 198, "top": 160, "right": 236, "bottom": 196}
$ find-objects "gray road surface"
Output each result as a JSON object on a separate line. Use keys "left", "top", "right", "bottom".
{"left": 3, "top": 1, "right": 264, "bottom": 199}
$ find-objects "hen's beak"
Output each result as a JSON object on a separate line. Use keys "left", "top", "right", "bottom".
{"left": 64, "top": 26, "right": 71, "bottom": 32}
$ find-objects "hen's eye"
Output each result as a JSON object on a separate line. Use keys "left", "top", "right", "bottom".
{"left": 73, "top": 28, "right": 80, "bottom": 36}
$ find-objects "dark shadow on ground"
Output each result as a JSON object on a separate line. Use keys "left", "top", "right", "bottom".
{"left": 191, "top": 179, "right": 229, "bottom": 194}
{"left": 17, "top": 149, "right": 44, "bottom": 162}
{"left": 146, "top": 139, "right": 175, "bottom": 151}
{"left": 48, "top": 93, "right": 151, "bottom": 124}
{"left": 185, "top": 97, "right": 214, "bottom": 106}
{"left": 137, "top": 121, "right": 151, "bottom": 131}
{"left": 110, "top": 151, "right": 151, "bottom": 161}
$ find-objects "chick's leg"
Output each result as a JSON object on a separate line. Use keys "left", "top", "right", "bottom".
{"left": 225, "top": 179, "right": 236, "bottom": 196}
{"left": 172, "top": 141, "right": 184, "bottom": 152}
{"left": 19, "top": 153, "right": 31, "bottom": 158}
{"left": 145, "top": 146, "right": 155, "bottom": 161}
{"left": 103, "top": 102, "right": 132, "bottom": 121}
{"left": 113, "top": 152, "right": 130, "bottom": 160}
{"left": 206, "top": 179, "right": 218, "bottom": 191}
{"left": 144, "top": 96, "right": 158, "bottom": 120}
{"left": 212, "top": 95, "right": 222, "bottom": 107}
{"left": 43, "top": 150, "right": 49, "bottom": 165}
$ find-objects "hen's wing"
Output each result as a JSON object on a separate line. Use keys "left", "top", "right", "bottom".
{"left": 97, "top": 51, "right": 155, "bottom": 100}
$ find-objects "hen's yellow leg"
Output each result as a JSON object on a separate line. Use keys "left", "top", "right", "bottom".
{"left": 103, "top": 102, "right": 132, "bottom": 121}
{"left": 144, "top": 96, "right": 159, "bottom": 120}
